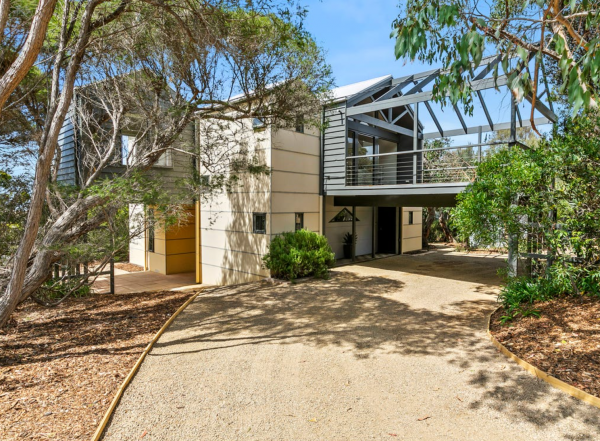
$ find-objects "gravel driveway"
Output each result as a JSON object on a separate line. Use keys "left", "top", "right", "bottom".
{"left": 102, "top": 248, "right": 600, "bottom": 440}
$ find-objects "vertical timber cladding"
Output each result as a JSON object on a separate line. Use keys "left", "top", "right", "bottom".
{"left": 322, "top": 103, "right": 348, "bottom": 193}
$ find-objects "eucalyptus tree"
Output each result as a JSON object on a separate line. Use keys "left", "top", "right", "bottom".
{"left": 0, "top": 1, "right": 331, "bottom": 326}
{"left": 392, "top": 0, "right": 600, "bottom": 123}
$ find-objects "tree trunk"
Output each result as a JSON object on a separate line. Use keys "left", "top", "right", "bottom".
{"left": 422, "top": 207, "right": 435, "bottom": 248}
{"left": 438, "top": 210, "right": 454, "bottom": 243}
{"left": 0, "top": 0, "right": 59, "bottom": 112}
{"left": 0, "top": 1, "right": 118, "bottom": 327}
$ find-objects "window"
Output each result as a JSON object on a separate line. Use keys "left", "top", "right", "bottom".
{"left": 147, "top": 208, "right": 155, "bottom": 253}
{"left": 295, "top": 213, "right": 304, "bottom": 231}
{"left": 253, "top": 213, "right": 267, "bottom": 234}
{"left": 295, "top": 115, "right": 304, "bottom": 133}
{"left": 121, "top": 134, "right": 135, "bottom": 166}
{"left": 252, "top": 117, "right": 265, "bottom": 130}
{"left": 356, "top": 133, "right": 375, "bottom": 185}
{"left": 154, "top": 149, "right": 172, "bottom": 168}
{"left": 408, "top": 211, "right": 414, "bottom": 225}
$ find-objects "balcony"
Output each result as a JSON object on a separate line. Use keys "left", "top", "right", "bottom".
{"left": 344, "top": 141, "right": 509, "bottom": 187}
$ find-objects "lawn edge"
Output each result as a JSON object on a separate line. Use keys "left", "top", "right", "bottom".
{"left": 487, "top": 308, "right": 600, "bottom": 410}
{"left": 90, "top": 289, "right": 204, "bottom": 441}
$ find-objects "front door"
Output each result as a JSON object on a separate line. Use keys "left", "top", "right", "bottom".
{"left": 377, "top": 207, "right": 396, "bottom": 254}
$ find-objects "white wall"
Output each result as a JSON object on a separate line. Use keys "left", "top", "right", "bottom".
{"left": 325, "top": 196, "right": 373, "bottom": 259}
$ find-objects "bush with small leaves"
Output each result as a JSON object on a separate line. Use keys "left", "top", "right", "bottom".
{"left": 263, "top": 230, "right": 335, "bottom": 281}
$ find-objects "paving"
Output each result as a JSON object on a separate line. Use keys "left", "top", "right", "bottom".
{"left": 102, "top": 248, "right": 600, "bottom": 440}
{"left": 93, "top": 271, "right": 200, "bottom": 294}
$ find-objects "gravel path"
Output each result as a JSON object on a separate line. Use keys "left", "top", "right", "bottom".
{"left": 102, "top": 248, "right": 600, "bottom": 440}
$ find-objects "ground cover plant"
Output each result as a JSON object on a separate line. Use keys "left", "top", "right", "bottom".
{"left": 263, "top": 229, "right": 335, "bottom": 281}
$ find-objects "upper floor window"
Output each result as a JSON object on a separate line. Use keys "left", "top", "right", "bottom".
{"left": 408, "top": 211, "right": 414, "bottom": 225}
{"left": 121, "top": 134, "right": 135, "bottom": 166}
{"left": 295, "top": 213, "right": 304, "bottom": 231}
{"left": 252, "top": 117, "right": 265, "bottom": 130}
{"left": 253, "top": 212, "right": 266, "bottom": 234}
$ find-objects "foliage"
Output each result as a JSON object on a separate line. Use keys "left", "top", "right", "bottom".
{"left": 454, "top": 113, "right": 600, "bottom": 318}
{"left": 342, "top": 232, "right": 356, "bottom": 246}
{"left": 263, "top": 230, "right": 335, "bottom": 281}
{"left": 0, "top": 171, "right": 30, "bottom": 260}
{"left": 392, "top": 0, "right": 600, "bottom": 116}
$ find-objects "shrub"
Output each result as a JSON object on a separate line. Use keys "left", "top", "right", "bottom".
{"left": 263, "top": 229, "right": 335, "bottom": 281}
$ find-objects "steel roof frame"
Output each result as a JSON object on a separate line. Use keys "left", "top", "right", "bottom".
{"left": 344, "top": 56, "right": 557, "bottom": 141}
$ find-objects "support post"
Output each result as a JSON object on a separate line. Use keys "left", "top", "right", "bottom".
{"left": 478, "top": 126, "right": 483, "bottom": 163}
{"left": 109, "top": 258, "right": 115, "bottom": 294}
{"left": 413, "top": 103, "right": 419, "bottom": 184}
{"left": 351, "top": 205, "right": 356, "bottom": 262}
{"left": 507, "top": 233, "right": 518, "bottom": 278}
{"left": 195, "top": 200, "right": 202, "bottom": 284}
{"left": 371, "top": 206, "right": 376, "bottom": 258}
{"left": 510, "top": 94, "right": 517, "bottom": 145}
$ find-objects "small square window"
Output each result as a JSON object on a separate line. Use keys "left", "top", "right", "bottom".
{"left": 295, "top": 115, "right": 304, "bottom": 133}
{"left": 295, "top": 213, "right": 304, "bottom": 231}
{"left": 252, "top": 118, "right": 265, "bottom": 130}
{"left": 147, "top": 208, "right": 155, "bottom": 253}
{"left": 408, "top": 211, "right": 414, "bottom": 225}
{"left": 253, "top": 213, "right": 267, "bottom": 234}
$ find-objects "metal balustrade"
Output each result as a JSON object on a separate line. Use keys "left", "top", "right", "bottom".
{"left": 344, "top": 141, "right": 509, "bottom": 186}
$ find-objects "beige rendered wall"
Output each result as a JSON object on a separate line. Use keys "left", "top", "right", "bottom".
{"left": 401, "top": 207, "right": 423, "bottom": 253}
{"left": 325, "top": 196, "right": 374, "bottom": 259}
{"left": 270, "top": 128, "right": 321, "bottom": 235}
{"left": 199, "top": 119, "right": 272, "bottom": 285}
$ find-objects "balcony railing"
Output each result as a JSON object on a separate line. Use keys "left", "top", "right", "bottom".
{"left": 345, "top": 141, "right": 508, "bottom": 186}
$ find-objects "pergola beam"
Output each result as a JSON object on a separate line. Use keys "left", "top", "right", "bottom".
{"left": 349, "top": 113, "right": 417, "bottom": 138}
{"left": 347, "top": 75, "right": 511, "bottom": 116}
{"left": 422, "top": 116, "right": 552, "bottom": 139}
{"left": 375, "top": 77, "right": 413, "bottom": 102}
{"left": 524, "top": 94, "right": 558, "bottom": 123}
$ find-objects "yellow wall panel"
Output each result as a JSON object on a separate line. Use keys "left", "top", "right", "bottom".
{"left": 166, "top": 253, "right": 195, "bottom": 274}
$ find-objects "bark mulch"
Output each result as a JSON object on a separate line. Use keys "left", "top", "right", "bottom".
{"left": 490, "top": 296, "right": 600, "bottom": 398}
{"left": 0, "top": 290, "right": 197, "bottom": 440}
{"left": 113, "top": 262, "right": 144, "bottom": 273}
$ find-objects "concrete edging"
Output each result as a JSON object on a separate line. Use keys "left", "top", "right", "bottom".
{"left": 487, "top": 308, "right": 600, "bottom": 410}
{"left": 90, "top": 289, "right": 204, "bottom": 441}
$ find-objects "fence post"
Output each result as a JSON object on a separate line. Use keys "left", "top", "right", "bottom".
{"left": 109, "top": 258, "right": 115, "bottom": 294}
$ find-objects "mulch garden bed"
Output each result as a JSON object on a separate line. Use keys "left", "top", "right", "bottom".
{"left": 0, "top": 290, "right": 197, "bottom": 440}
{"left": 490, "top": 296, "right": 600, "bottom": 398}
{"left": 113, "top": 263, "right": 144, "bottom": 273}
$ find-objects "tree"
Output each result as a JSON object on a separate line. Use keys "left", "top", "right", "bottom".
{"left": 0, "top": 1, "right": 332, "bottom": 326}
{"left": 0, "top": 0, "right": 59, "bottom": 111}
{"left": 392, "top": 0, "right": 600, "bottom": 123}
{"left": 453, "top": 113, "right": 600, "bottom": 290}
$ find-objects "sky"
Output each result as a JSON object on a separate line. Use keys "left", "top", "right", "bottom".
{"left": 301, "top": 0, "right": 552, "bottom": 140}
{"left": 303, "top": 1, "right": 423, "bottom": 88}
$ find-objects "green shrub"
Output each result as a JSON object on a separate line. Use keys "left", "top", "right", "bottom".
{"left": 263, "top": 229, "right": 335, "bottom": 281}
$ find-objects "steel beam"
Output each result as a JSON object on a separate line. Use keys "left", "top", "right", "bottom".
{"left": 347, "top": 75, "right": 510, "bottom": 116}
{"left": 422, "top": 117, "right": 551, "bottom": 139}
{"left": 349, "top": 113, "right": 416, "bottom": 138}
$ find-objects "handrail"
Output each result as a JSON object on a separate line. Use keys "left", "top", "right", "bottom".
{"left": 345, "top": 141, "right": 507, "bottom": 160}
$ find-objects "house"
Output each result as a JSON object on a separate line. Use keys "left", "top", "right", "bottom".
{"left": 57, "top": 58, "right": 557, "bottom": 285}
